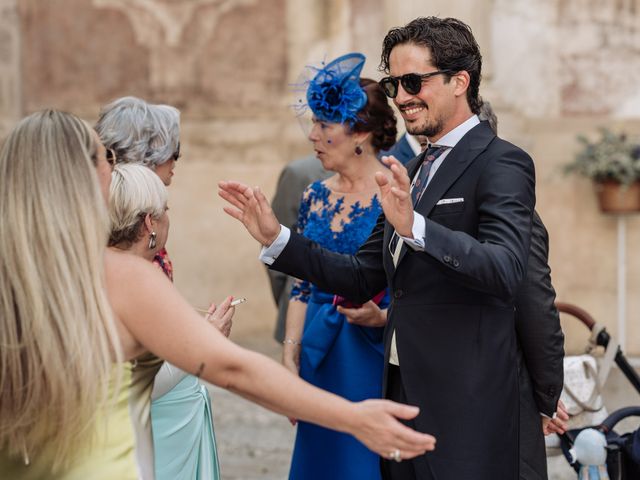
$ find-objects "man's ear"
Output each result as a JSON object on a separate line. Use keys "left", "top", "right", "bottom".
{"left": 453, "top": 71, "right": 471, "bottom": 98}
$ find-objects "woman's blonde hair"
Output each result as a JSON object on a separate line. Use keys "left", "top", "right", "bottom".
{"left": 0, "top": 110, "right": 121, "bottom": 467}
{"left": 108, "top": 163, "right": 168, "bottom": 247}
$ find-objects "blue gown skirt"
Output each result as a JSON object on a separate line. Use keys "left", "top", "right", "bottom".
{"left": 288, "top": 288, "right": 386, "bottom": 480}
{"left": 151, "top": 374, "right": 220, "bottom": 480}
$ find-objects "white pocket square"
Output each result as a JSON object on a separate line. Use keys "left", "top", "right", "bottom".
{"left": 436, "top": 197, "right": 464, "bottom": 205}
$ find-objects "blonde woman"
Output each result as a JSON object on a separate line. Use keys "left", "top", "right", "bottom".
{"left": 0, "top": 110, "right": 435, "bottom": 479}
{"left": 108, "top": 162, "right": 228, "bottom": 479}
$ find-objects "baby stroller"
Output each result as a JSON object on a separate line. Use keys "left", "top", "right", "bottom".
{"left": 554, "top": 302, "right": 640, "bottom": 479}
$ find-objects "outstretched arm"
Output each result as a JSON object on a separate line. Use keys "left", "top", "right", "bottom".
{"left": 219, "top": 180, "right": 388, "bottom": 303}
{"left": 105, "top": 251, "right": 435, "bottom": 460}
{"left": 218, "top": 180, "right": 281, "bottom": 246}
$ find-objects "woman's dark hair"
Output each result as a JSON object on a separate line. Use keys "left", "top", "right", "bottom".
{"left": 380, "top": 17, "right": 483, "bottom": 114}
{"left": 350, "top": 78, "right": 397, "bottom": 152}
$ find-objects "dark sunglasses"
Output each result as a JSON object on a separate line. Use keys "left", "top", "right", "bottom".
{"left": 379, "top": 70, "right": 454, "bottom": 98}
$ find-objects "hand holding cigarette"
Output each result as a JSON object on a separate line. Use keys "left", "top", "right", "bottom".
{"left": 200, "top": 296, "right": 242, "bottom": 337}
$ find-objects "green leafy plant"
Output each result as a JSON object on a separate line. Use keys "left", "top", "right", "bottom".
{"left": 565, "top": 128, "right": 640, "bottom": 185}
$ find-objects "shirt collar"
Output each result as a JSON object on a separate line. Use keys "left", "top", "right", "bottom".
{"left": 428, "top": 115, "right": 480, "bottom": 149}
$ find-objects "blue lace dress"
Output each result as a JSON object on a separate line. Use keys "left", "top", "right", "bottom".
{"left": 288, "top": 181, "right": 389, "bottom": 480}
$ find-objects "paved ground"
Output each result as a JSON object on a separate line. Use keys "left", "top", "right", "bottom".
{"left": 208, "top": 336, "right": 294, "bottom": 480}
{"left": 208, "top": 334, "right": 640, "bottom": 480}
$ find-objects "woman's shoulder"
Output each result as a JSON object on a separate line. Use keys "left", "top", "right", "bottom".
{"left": 104, "top": 249, "right": 172, "bottom": 305}
{"left": 104, "top": 248, "right": 155, "bottom": 278}
{"left": 301, "top": 179, "right": 330, "bottom": 202}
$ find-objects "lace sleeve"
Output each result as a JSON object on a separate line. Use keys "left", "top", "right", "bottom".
{"left": 289, "top": 185, "right": 315, "bottom": 304}
{"left": 289, "top": 278, "right": 311, "bottom": 304}
{"left": 295, "top": 183, "right": 314, "bottom": 236}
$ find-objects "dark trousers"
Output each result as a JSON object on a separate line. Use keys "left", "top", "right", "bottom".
{"left": 381, "top": 364, "right": 421, "bottom": 480}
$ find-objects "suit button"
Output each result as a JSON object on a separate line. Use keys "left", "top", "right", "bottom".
{"left": 443, "top": 255, "right": 451, "bottom": 263}
{"left": 394, "top": 290, "right": 403, "bottom": 299}
{"left": 452, "top": 259, "right": 460, "bottom": 268}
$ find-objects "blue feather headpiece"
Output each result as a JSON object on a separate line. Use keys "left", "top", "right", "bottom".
{"left": 306, "top": 53, "right": 367, "bottom": 125}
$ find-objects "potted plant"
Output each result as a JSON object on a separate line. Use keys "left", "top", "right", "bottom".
{"left": 565, "top": 128, "right": 640, "bottom": 213}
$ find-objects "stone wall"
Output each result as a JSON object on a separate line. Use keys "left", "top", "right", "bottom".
{"left": 1, "top": 0, "right": 639, "bottom": 353}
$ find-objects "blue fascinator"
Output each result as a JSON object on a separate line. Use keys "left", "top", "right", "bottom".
{"left": 306, "top": 53, "right": 368, "bottom": 125}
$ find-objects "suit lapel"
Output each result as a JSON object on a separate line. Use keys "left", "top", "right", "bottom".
{"left": 393, "top": 122, "right": 495, "bottom": 270}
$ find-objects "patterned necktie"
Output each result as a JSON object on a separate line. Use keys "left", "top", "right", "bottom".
{"left": 410, "top": 145, "right": 448, "bottom": 205}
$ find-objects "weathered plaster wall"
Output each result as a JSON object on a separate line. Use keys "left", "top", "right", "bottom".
{"left": 1, "top": 0, "right": 639, "bottom": 353}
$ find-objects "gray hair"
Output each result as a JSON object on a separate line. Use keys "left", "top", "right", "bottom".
{"left": 95, "top": 96, "right": 180, "bottom": 168}
{"left": 108, "top": 163, "right": 168, "bottom": 247}
{"left": 478, "top": 101, "right": 498, "bottom": 135}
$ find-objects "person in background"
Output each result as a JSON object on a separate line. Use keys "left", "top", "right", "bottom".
{"left": 380, "top": 132, "right": 422, "bottom": 165}
{"left": 477, "top": 101, "right": 567, "bottom": 480}
{"left": 268, "top": 154, "right": 332, "bottom": 342}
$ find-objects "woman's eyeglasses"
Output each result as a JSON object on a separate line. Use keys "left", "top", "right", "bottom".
{"left": 379, "top": 70, "right": 454, "bottom": 98}
{"left": 171, "top": 143, "right": 181, "bottom": 162}
{"left": 106, "top": 148, "right": 117, "bottom": 169}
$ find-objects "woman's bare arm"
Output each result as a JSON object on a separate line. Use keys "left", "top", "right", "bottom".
{"left": 104, "top": 249, "right": 435, "bottom": 460}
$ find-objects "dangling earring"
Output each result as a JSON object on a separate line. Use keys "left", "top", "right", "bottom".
{"left": 355, "top": 145, "right": 363, "bottom": 155}
{"left": 148, "top": 231, "right": 157, "bottom": 250}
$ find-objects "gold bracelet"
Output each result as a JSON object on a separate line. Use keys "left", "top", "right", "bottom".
{"left": 282, "top": 339, "right": 301, "bottom": 345}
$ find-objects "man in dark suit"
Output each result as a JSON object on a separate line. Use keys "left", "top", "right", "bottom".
{"left": 220, "top": 17, "right": 544, "bottom": 480}
{"left": 478, "top": 102, "right": 565, "bottom": 479}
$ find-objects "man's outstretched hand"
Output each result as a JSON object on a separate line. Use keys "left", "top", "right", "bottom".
{"left": 376, "top": 156, "right": 414, "bottom": 238}
{"left": 218, "top": 181, "right": 281, "bottom": 246}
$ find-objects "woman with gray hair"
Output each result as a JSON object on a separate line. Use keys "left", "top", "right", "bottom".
{"left": 96, "top": 97, "right": 222, "bottom": 480}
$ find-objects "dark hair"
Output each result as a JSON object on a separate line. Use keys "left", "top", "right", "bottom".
{"left": 380, "top": 17, "right": 483, "bottom": 114}
{"left": 350, "top": 78, "right": 397, "bottom": 152}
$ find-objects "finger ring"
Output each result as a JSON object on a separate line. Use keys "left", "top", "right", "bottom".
{"left": 389, "top": 449, "right": 401, "bottom": 462}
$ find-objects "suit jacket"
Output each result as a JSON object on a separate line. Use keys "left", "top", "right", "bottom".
{"left": 516, "top": 211, "right": 564, "bottom": 480}
{"left": 271, "top": 121, "right": 536, "bottom": 479}
{"left": 267, "top": 155, "right": 332, "bottom": 341}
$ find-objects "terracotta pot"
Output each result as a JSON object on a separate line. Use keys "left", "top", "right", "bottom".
{"left": 594, "top": 180, "right": 640, "bottom": 213}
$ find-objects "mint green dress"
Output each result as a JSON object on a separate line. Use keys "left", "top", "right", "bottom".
{"left": 150, "top": 249, "right": 220, "bottom": 480}
{"left": 150, "top": 364, "right": 220, "bottom": 479}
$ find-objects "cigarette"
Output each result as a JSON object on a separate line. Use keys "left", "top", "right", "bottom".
{"left": 194, "top": 297, "right": 247, "bottom": 314}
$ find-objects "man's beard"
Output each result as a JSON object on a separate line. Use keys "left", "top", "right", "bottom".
{"left": 406, "top": 115, "right": 444, "bottom": 139}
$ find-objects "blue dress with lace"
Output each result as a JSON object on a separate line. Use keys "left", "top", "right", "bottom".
{"left": 288, "top": 181, "right": 389, "bottom": 480}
